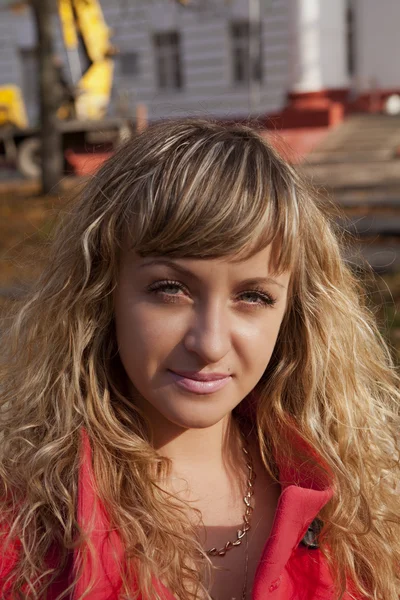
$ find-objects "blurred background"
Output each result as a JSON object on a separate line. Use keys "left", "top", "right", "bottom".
{"left": 0, "top": 0, "right": 399, "bottom": 361}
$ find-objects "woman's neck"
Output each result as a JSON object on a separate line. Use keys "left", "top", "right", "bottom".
{"left": 144, "top": 409, "right": 247, "bottom": 503}
{"left": 156, "top": 415, "right": 234, "bottom": 466}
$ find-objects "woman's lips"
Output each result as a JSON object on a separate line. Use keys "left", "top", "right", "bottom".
{"left": 168, "top": 370, "right": 232, "bottom": 394}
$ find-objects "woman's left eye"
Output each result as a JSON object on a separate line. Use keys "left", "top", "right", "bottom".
{"left": 237, "top": 290, "right": 277, "bottom": 307}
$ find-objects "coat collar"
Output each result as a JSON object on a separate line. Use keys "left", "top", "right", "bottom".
{"left": 75, "top": 427, "right": 333, "bottom": 599}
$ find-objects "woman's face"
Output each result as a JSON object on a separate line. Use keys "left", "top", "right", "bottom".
{"left": 114, "top": 246, "right": 290, "bottom": 430}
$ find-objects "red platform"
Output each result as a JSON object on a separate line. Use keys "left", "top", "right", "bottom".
{"left": 65, "top": 150, "right": 112, "bottom": 176}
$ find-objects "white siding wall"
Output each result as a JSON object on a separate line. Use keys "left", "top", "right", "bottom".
{"left": 354, "top": 0, "right": 400, "bottom": 92}
{"left": 99, "top": 0, "right": 291, "bottom": 120}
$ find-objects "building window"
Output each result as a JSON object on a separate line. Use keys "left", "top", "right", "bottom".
{"left": 154, "top": 31, "right": 183, "bottom": 90}
{"left": 231, "top": 21, "right": 262, "bottom": 84}
{"left": 119, "top": 52, "right": 140, "bottom": 77}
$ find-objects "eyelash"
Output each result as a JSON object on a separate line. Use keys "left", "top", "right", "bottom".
{"left": 146, "top": 279, "right": 277, "bottom": 308}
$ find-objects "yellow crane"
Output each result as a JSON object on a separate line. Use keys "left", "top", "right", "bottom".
{"left": 58, "top": 0, "right": 115, "bottom": 120}
{"left": 0, "top": 0, "right": 125, "bottom": 177}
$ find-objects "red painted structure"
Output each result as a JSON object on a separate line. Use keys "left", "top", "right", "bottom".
{"left": 269, "top": 88, "right": 400, "bottom": 130}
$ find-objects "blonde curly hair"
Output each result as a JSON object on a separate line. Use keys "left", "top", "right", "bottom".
{"left": 0, "top": 119, "right": 399, "bottom": 599}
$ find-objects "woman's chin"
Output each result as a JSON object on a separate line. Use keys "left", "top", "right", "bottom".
{"left": 161, "top": 402, "right": 234, "bottom": 430}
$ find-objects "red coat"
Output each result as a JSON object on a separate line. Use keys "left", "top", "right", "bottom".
{"left": 1, "top": 430, "right": 360, "bottom": 599}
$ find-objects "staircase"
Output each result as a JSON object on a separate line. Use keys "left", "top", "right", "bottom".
{"left": 301, "top": 115, "right": 400, "bottom": 193}
{"left": 306, "top": 115, "right": 400, "bottom": 164}
{"left": 299, "top": 114, "right": 400, "bottom": 272}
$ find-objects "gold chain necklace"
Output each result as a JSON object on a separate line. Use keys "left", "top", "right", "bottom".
{"left": 206, "top": 437, "right": 256, "bottom": 600}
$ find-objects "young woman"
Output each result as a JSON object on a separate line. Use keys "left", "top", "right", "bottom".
{"left": 0, "top": 119, "right": 399, "bottom": 600}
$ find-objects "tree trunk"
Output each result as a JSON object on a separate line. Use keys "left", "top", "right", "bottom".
{"left": 31, "top": 0, "right": 63, "bottom": 194}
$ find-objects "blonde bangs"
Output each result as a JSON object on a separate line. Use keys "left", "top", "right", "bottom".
{"left": 114, "top": 120, "right": 299, "bottom": 272}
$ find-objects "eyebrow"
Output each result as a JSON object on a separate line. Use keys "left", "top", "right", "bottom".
{"left": 138, "top": 258, "right": 287, "bottom": 289}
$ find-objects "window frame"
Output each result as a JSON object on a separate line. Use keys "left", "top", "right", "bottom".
{"left": 230, "top": 20, "right": 263, "bottom": 86}
{"left": 154, "top": 31, "right": 183, "bottom": 91}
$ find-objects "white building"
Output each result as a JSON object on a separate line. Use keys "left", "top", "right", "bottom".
{"left": 0, "top": 0, "right": 399, "bottom": 126}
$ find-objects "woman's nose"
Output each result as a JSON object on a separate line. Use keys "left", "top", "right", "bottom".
{"left": 183, "top": 301, "right": 232, "bottom": 364}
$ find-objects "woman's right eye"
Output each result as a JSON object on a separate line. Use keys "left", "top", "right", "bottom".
{"left": 146, "top": 280, "right": 189, "bottom": 301}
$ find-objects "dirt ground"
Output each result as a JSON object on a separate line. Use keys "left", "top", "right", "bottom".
{"left": 0, "top": 178, "right": 81, "bottom": 310}
{"left": 1, "top": 179, "right": 400, "bottom": 364}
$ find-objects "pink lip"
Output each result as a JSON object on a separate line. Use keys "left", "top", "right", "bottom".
{"left": 168, "top": 370, "right": 232, "bottom": 394}
{"left": 171, "top": 370, "right": 231, "bottom": 381}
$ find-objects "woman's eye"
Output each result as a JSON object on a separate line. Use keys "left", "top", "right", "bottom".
{"left": 146, "top": 280, "right": 189, "bottom": 301}
{"left": 155, "top": 284, "right": 182, "bottom": 295}
{"left": 146, "top": 282, "right": 276, "bottom": 307}
{"left": 238, "top": 290, "right": 277, "bottom": 307}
